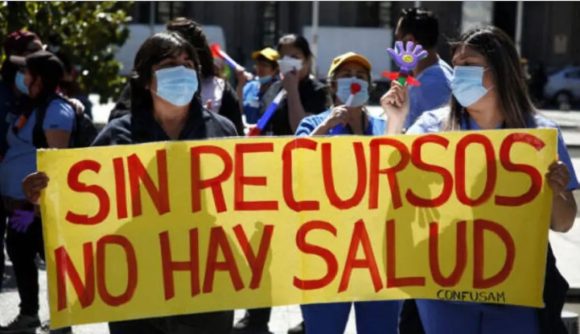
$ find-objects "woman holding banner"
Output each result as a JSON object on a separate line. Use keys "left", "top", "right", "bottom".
{"left": 294, "top": 51, "right": 401, "bottom": 334}
{"left": 23, "top": 32, "right": 238, "bottom": 334}
{"left": 381, "top": 25, "right": 577, "bottom": 334}
{"left": 236, "top": 47, "right": 280, "bottom": 125}
{"left": 0, "top": 49, "right": 76, "bottom": 334}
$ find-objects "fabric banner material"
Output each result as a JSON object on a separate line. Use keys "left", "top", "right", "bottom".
{"left": 38, "top": 129, "right": 556, "bottom": 328}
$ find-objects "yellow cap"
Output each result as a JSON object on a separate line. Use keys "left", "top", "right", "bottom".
{"left": 327, "top": 52, "right": 372, "bottom": 78}
{"left": 252, "top": 47, "right": 280, "bottom": 62}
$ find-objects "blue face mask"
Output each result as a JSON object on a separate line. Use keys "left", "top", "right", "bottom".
{"left": 258, "top": 75, "right": 273, "bottom": 85}
{"left": 154, "top": 65, "right": 198, "bottom": 107}
{"left": 451, "top": 66, "right": 490, "bottom": 108}
{"left": 336, "top": 77, "right": 369, "bottom": 107}
{"left": 15, "top": 72, "right": 29, "bottom": 95}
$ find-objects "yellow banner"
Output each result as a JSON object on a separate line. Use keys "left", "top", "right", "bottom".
{"left": 38, "top": 129, "right": 556, "bottom": 328}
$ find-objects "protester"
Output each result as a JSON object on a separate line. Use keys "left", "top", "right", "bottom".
{"left": 392, "top": 8, "right": 453, "bottom": 332}
{"left": 233, "top": 34, "right": 330, "bottom": 334}
{"left": 0, "top": 29, "right": 43, "bottom": 294}
{"left": 109, "top": 18, "right": 244, "bottom": 136}
{"left": 381, "top": 25, "right": 578, "bottom": 334}
{"left": 393, "top": 8, "right": 453, "bottom": 131}
{"left": 23, "top": 31, "right": 237, "bottom": 334}
{"left": 167, "top": 17, "right": 244, "bottom": 135}
{"left": 258, "top": 33, "right": 331, "bottom": 136}
{"left": 0, "top": 50, "right": 75, "bottom": 334}
{"left": 236, "top": 47, "right": 280, "bottom": 125}
{"left": 294, "top": 52, "right": 401, "bottom": 334}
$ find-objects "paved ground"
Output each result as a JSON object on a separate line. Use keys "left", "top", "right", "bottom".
{"left": 1, "top": 102, "right": 579, "bottom": 333}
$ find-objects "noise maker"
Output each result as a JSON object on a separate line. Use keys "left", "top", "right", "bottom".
{"left": 210, "top": 43, "right": 244, "bottom": 72}
{"left": 329, "top": 82, "right": 361, "bottom": 135}
{"left": 247, "top": 89, "right": 287, "bottom": 136}
{"left": 382, "top": 70, "right": 421, "bottom": 87}
{"left": 383, "top": 40, "right": 427, "bottom": 87}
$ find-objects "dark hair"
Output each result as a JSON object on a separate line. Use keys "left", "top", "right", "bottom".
{"left": 167, "top": 17, "right": 215, "bottom": 79}
{"left": 1, "top": 30, "right": 41, "bottom": 86}
{"left": 277, "top": 34, "right": 312, "bottom": 59}
{"left": 130, "top": 32, "right": 201, "bottom": 115}
{"left": 447, "top": 26, "right": 535, "bottom": 130}
{"left": 398, "top": 8, "right": 439, "bottom": 49}
{"left": 3, "top": 30, "right": 41, "bottom": 56}
{"left": 22, "top": 51, "right": 65, "bottom": 105}
{"left": 28, "top": 63, "right": 62, "bottom": 96}
{"left": 0, "top": 61, "right": 18, "bottom": 86}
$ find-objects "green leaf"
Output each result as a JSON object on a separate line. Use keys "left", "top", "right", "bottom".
{"left": 1, "top": 1, "right": 134, "bottom": 102}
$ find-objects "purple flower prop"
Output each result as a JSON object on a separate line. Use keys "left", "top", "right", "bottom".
{"left": 387, "top": 41, "right": 428, "bottom": 74}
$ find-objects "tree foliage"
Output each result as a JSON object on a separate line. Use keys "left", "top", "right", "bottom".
{"left": 0, "top": 1, "right": 133, "bottom": 102}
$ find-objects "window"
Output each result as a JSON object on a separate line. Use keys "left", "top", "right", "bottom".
{"left": 378, "top": 2, "right": 392, "bottom": 28}
{"left": 262, "top": 2, "right": 278, "bottom": 47}
{"left": 356, "top": 2, "right": 392, "bottom": 27}
{"left": 157, "top": 2, "right": 186, "bottom": 24}
{"left": 132, "top": 2, "right": 187, "bottom": 24}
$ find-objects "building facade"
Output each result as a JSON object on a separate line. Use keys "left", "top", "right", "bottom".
{"left": 130, "top": 1, "right": 580, "bottom": 73}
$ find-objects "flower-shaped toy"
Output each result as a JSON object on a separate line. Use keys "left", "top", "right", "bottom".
{"left": 383, "top": 41, "right": 428, "bottom": 86}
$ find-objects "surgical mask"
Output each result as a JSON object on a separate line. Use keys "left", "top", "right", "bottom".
{"left": 451, "top": 66, "right": 490, "bottom": 108}
{"left": 15, "top": 72, "right": 29, "bottom": 95}
{"left": 278, "top": 56, "right": 303, "bottom": 75}
{"left": 154, "top": 65, "right": 198, "bottom": 107}
{"left": 336, "top": 77, "right": 369, "bottom": 107}
{"left": 258, "top": 75, "right": 273, "bottom": 85}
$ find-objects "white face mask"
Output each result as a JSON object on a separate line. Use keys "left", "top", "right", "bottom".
{"left": 336, "top": 77, "right": 369, "bottom": 107}
{"left": 277, "top": 56, "right": 303, "bottom": 75}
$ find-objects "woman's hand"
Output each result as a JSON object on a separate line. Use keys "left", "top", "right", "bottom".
{"left": 22, "top": 171, "right": 49, "bottom": 204}
{"left": 547, "top": 161, "right": 570, "bottom": 196}
{"left": 68, "top": 98, "right": 86, "bottom": 115}
{"left": 281, "top": 70, "right": 300, "bottom": 94}
{"left": 380, "top": 80, "right": 409, "bottom": 135}
{"left": 547, "top": 161, "right": 577, "bottom": 232}
{"left": 309, "top": 106, "right": 349, "bottom": 136}
{"left": 322, "top": 105, "right": 349, "bottom": 129}
{"left": 235, "top": 68, "right": 249, "bottom": 88}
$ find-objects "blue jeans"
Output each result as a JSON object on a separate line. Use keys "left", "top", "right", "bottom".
{"left": 301, "top": 300, "right": 400, "bottom": 334}
{"left": 416, "top": 299, "right": 539, "bottom": 334}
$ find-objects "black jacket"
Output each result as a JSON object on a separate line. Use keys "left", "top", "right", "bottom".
{"left": 97, "top": 100, "right": 236, "bottom": 334}
{"left": 218, "top": 80, "right": 244, "bottom": 135}
{"left": 95, "top": 101, "right": 237, "bottom": 146}
{"left": 108, "top": 80, "right": 244, "bottom": 136}
{"left": 260, "top": 77, "right": 331, "bottom": 136}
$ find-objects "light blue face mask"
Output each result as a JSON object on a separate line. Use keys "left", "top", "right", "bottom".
{"left": 15, "top": 71, "right": 29, "bottom": 95}
{"left": 451, "top": 66, "right": 490, "bottom": 108}
{"left": 258, "top": 75, "right": 273, "bottom": 85}
{"left": 154, "top": 65, "right": 198, "bottom": 107}
{"left": 336, "top": 77, "right": 369, "bottom": 107}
